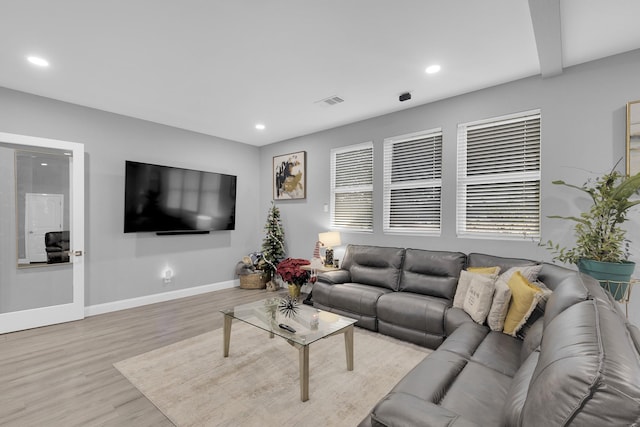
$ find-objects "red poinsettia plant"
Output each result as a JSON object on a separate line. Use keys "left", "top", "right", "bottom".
{"left": 276, "top": 258, "right": 311, "bottom": 287}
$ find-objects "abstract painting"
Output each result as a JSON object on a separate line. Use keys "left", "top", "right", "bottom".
{"left": 273, "top": 151, "right": 306, "bottom": 200}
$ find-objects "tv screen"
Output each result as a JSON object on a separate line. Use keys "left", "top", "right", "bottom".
{"left": 124, "top": 161, "right": 236, "bottom": 233}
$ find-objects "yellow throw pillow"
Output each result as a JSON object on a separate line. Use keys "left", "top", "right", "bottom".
{"left": 503, "top": 271, "right": 543, "bottom": 336}
{"left": 468, "top": 266, "right": 501, "bottom": 275}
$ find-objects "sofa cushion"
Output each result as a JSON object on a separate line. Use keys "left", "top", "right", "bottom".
{"left": 398, "top": 249, "right": 465, "bottom": 299}
{"left": 311, "top": 281, "right": 391, "bottom": 320}
{"left": 469, "top": 331, "right": 522, "bottom": 377}
{"left": 377, "top": 292, "right": 449, "bottom": 338}
{"left": 341, "top": 245, "right": 405, "bottom": 291}
{"left": 383, "top": 350, "right": 468, "bottom": 403}
{"left": 503, "top": 272, "right": 543, "bottom": 336}
{"left": 439, "top": 361, "right": 513, "bottom": 427}
{"left": 438, "top": 321, "right": 489, "bottom": 357}
{"left": 440, "top": 322, "right": 521, "bottom": 377}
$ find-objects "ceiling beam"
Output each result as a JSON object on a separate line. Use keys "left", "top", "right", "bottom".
{"left": 528, "top": 0, "right": 563, "bottom": 78}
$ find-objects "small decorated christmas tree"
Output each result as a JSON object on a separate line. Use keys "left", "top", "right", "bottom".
{"left": 261, "top": 202, "right": 285, "bottom": 282}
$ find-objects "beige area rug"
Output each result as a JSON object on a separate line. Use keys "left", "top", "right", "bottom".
{"left": 114, "top": 323, "right": 431, "bottom": 427}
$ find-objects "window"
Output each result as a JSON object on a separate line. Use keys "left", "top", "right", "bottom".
{"left": 383, "top": 128, "right": 442, "bottom": 234}
{"left": 456, "top": 110, "right": 541, "bottom": 240}
{"left": 330, "top": 142, "right": 374, "bottom": 231}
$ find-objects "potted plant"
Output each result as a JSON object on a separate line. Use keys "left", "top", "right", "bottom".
{"left": 260, "top": 202, "right": 286, "bottom": 289}
{"left": 545, "top": 165, "right": 640, "bottom": 300}
{"left": 276, "top": 258, "right": 311, "bottom": 298}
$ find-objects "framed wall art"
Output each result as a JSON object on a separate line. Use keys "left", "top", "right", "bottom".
{"left": 627, "top": 100, "right": 640, "bottom": 176}
{"left": 273, "top": 151, "right": 306, "bottom": 200}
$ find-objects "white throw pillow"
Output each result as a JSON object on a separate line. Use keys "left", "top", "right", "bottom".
{"left": 487, "top": 278, "right": 512, "bottom": 331}
{"left": 453, "top": 270, "right": 471, "bottom": 308}
{"left": 463, "top": 274, "right": 497, "bottom": 324}
{"left": 453, "top": 270, "right": 498, "bottom": 309}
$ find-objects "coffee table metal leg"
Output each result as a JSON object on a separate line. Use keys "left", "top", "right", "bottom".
{"left": 299, "top": 345, "right": 309, "bottom": 402}
{"left": 344, "top": 325, "right": 354, "bottom": 371}
{"left": 223, "top": 314, "right": 232, "bottom": 357}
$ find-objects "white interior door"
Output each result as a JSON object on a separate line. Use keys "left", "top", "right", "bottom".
{"left": 25, "top": 193, "right": 64, "bottom": 263}
{"left": 0, "top": 132, "right": 84, "bottom": 334}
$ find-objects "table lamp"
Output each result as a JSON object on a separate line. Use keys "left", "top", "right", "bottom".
{"left": 318, "top": 231, "right": 341, "bottom": 267}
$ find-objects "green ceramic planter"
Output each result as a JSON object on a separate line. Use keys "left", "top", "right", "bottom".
{"left": 577, "top": 258, "right": 636, "bottom": 301}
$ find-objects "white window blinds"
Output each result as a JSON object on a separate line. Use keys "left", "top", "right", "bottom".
{"left": 383, "top": 129, "right": 442, "bottom": 234}
{"left": 456, "top": 110, "right": 541, "bottom": 240}
{"left": 330, "top": 142, "right": 374, "bottom": 231}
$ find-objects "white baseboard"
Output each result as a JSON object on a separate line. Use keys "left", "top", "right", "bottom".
{"left": 85, "top": 280, "right": 239, "bottom": 317}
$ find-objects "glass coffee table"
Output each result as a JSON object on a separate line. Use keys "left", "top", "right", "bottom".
{"left": 220, "top": 297, "right": 357, "bottom": 402}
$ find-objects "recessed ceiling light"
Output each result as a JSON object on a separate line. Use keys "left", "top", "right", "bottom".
{"left": 255, "top": 123, "right": 266, "bottom": 130}
{"left": 27, "top": 56, "right": 50, "bottom": 67}
{"left": 425, "top": 64, "right": 441, "bottom": 74}
{"left": 40, "top": 163, "right": 48, "bottom": 166}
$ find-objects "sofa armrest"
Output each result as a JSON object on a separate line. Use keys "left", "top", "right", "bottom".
{"left": 317, "top": 269, "right": 351, "bottom": 284}
{"left": 370, "top": 394, "right": 481, "bottom": 427}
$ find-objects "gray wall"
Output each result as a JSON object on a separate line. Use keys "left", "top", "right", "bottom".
{"left": 2, "top": 49, "right": 639, "bottom": 323}
{"left": 0, "top": 87, "right": 262, "bottom": 307}
{"left": 259, "top": 49, "right": 640, "bottom": 325}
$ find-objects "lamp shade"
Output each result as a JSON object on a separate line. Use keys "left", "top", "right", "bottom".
{"left": 318, "top": 231, "right": 341, "bottom": 248}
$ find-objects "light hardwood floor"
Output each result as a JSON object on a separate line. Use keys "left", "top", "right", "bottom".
{"left": 0, "top": 287, "right": 283, "bottom": 427}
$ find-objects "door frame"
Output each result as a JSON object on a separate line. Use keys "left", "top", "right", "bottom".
{"left": 0, "top": 132, "right": 84, "bottom": 334}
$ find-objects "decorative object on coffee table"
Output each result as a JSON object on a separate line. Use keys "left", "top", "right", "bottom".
{"left": 276, "top": 258, "right": 311, "bottom": 299}
{"left": 278, "top": 296, "right": 299, "bottom": 318}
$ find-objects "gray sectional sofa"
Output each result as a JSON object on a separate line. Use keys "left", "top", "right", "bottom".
{"left": 312, "top": 244, "right": 640, "bottom": 426}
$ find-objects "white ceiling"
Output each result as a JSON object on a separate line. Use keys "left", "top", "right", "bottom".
{"left": 1, "top": 0, "right": 639, "bottom": 146}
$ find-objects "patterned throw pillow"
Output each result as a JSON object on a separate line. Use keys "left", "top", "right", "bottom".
{"left": 453, "top": 267, "right": 500, "bottom": 308}
{"left": 463, "top": 273, "right": 497, "bottom": 324}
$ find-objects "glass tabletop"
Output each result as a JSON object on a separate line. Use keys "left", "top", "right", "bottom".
{"left": 221, "top": 297, "right": 357, "bottom": 346}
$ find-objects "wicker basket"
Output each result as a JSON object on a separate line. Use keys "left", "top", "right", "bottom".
{"left": 239, "top": 272, "right": 268, "bottom": 289}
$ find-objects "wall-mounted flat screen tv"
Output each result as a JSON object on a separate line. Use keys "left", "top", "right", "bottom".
{"left": 124, "top": 161, "right": 236, "bottom": 234}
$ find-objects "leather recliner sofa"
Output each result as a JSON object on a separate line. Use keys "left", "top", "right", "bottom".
{"left": 313, "top": 244, "right": 640, "bottom": 426}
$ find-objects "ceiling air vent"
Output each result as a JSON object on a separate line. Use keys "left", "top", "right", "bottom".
{"left": 315, "top": 95, "right": 344, "bottom": 107}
